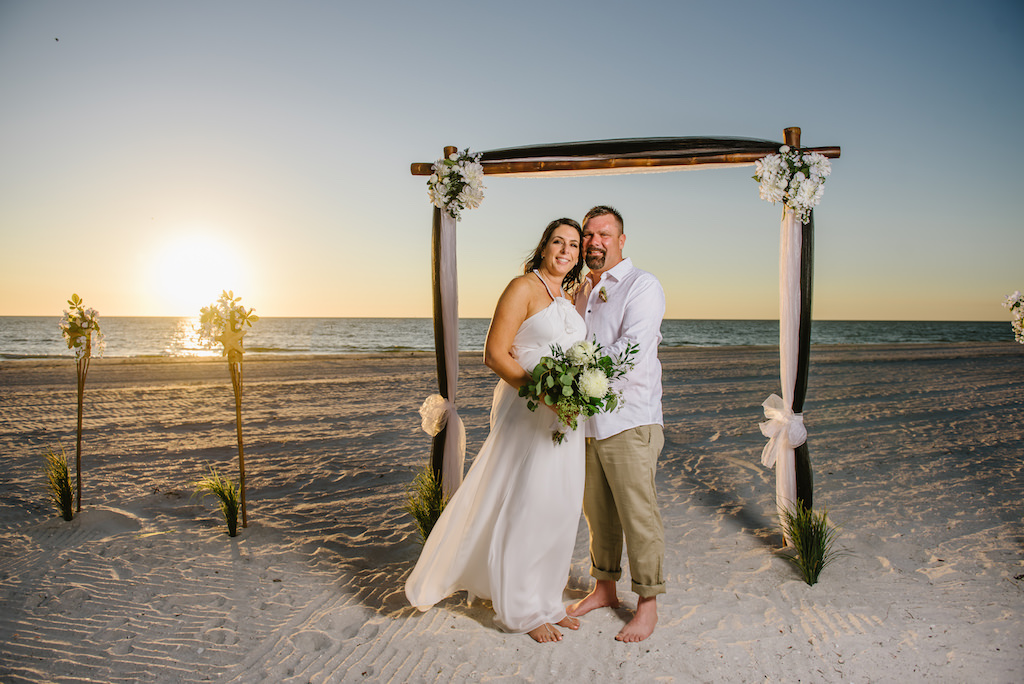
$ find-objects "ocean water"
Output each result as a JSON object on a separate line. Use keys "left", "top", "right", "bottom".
{"left": 0, "top": 317, "right": 1013, "bottom": 360}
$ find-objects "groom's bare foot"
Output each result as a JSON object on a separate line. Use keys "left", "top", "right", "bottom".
{"left": 556, "top": 615, "right": 580, "bottom": 630}
{"left": 567, "top": 579, "right": 619, "bottom": 617}
{"left": 615, "top": 596, "right": 657, "bottom": 642}
{"left": 527, "top": 623, "right": 562, "bottom": 643}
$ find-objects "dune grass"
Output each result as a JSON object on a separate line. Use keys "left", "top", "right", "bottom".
{"left": 44, "top": 446, "right": 75, "bottom": 521}
{"left": 780, "top": 504, "right": 841, "bottom": 585}
{"left": 405, "top": 465, "right": 449, "bottom": 544}
{"left": 195, "top": 467, "right": 241, "bottom": 537}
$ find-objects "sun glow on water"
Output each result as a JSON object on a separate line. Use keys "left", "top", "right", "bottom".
{"left": 165, "top": 317, "right": 220, "bottom": 357}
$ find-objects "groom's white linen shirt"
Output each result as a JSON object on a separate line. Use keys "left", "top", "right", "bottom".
{"left": 575, "top": 257, "right": 665, "bottom": 441}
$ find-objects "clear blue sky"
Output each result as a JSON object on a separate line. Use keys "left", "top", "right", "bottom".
{"left": 1, "top": 0, "right": 1021, "bottom": 320}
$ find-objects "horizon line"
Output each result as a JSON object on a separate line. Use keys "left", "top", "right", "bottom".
{"left": 0, "top": 314, "right": 1010, "bottom": 324}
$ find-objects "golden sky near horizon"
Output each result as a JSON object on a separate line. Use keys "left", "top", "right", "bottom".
{"left": 1, "top": 2, "right": 1021, "bottom": 321}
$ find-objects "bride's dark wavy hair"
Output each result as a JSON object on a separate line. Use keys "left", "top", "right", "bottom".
{"left": 523, "top": 218, "right": 584, "bottom": 296}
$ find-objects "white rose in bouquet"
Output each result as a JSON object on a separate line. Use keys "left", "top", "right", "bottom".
{"left": 566, "top": 340, "right": 597, "bottom": 366}
{"left": 579, "top": 368, "right": 610, "bottom": 400}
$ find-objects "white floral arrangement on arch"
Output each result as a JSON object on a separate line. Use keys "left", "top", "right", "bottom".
{"left": 427, "top": 148, "right": 485, "bottom": 220}
{"left": 754, "top": 145, "right": 832, "bottom": 223}
{"left": 1003, "top": 290, "right": 1023, "bottom": 344}
{"left": 59, "top": 294, "right": 105, "bottom": 360}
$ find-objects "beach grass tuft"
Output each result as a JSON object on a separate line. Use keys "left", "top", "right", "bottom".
{"left": 194, "top": 467, "right": 241, "bottom": 537}
{"left": 405, "top": 465, "right": 449, "bottom": 544}
{"left": 44, "top": 446, "right": 75, "bottom": 521}
{"left": 780, "top": 504, "right": 841, "bottom": 585}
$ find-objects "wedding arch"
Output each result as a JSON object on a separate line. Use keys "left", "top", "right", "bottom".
{"left": 411, "top": 127, "right": 840, "bottom": 523}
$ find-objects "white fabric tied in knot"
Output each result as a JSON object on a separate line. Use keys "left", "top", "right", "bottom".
{"left": 758, "top": 393, "right": 807, "bottom": 468}
{"left": 418, "top": 394, "right": 467, "bottom": 498}
{"left": 419, "top": 394, "right": 453, "bottom": 435}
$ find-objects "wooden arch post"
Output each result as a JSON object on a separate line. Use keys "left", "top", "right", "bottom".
{"left": 429, "top": 146, "right": 457, "bottom": 484}
{"left": 785, "top": 127, "right": 815, "bottom": 511}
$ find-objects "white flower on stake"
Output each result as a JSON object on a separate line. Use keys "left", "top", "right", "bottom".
{"left": 1003, "top": 291, "right": 1024, "bottom": 344}
{"left": 59, "top": 294, "right": 105, "bottom": 360}
{"left": 58, "top": 293, "right": 104, "bottom": 514}
{"left": 196, "top": 290, "right": 259, "bottom": 530}
{"left": 197, "top": 290, "right": 259, "bottom": 357}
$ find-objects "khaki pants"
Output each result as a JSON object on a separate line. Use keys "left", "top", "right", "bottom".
{"left": 583, "top": 425, "right": 666, "bottom": 597}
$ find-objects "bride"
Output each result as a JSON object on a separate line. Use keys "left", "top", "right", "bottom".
{"left": 406, "top": 218, "right": 587, "bottom": 643}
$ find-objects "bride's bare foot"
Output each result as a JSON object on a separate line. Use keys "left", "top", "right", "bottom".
{"left": 615, "top": 596, "right": 657, "bottom": 642}
{"left": 527, "top": 623, "right": 562, "bottom": 643}
{"left": 567, "top": 579, "right": 619, "bottom": 617}
{"left": 556, "top": 615, "right": 580, "bottom": 630}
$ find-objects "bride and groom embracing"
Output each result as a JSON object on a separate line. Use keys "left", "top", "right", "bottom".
{"left": 406, "top": 205, "right": 666, "bottom": 644}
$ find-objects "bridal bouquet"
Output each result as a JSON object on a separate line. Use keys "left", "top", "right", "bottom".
{"left": 753, "top": 145, "right": 832, "bottom": 223}
{"left": 427, "top": 148, "right": 485, "bottom": 220}
{"left": 1004, "top": 290, "right": 1023, "bottom": 344}
{"left": 520, "top": 340, "right": 638, "bottom": 444}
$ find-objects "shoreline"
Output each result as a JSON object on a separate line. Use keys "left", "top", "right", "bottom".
{"left": 1, "top": 342, "right": 1022, "bottom": 681}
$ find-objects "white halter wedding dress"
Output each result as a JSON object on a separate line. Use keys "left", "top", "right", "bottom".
{"left": 406, "top": 273, "right": 585, "bottom": 633}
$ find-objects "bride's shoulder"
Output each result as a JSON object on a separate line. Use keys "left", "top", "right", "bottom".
{"left": 495, "top": 274, "right": 538, "bottom": 309}
{"left": 498, "top": 274, "right": 552, "bottom": 318}
{"left": 504, "top": 273, "right": 543, "bottom": 296}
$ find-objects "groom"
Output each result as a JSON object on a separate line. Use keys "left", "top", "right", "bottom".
{"left": 569, "top": 205, "right": 666, "bottom": 642}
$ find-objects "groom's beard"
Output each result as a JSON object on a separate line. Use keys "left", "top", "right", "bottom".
{"left": 585, "top": 248, "right": 606, "bottom": 270}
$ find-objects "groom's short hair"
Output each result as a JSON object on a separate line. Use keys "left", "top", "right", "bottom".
{"left": 582, "top": 205, "right": 624, "bottom": 234}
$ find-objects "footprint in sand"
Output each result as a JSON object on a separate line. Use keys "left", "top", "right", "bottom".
{"left": 25, "top": 591, "right": 48, "bottom": 609}
{"left": 290, "top": 629, "right": 333, "bottom": 652}
{"left": 90, "top": 616, "right": 130, "bottom": 642}
{"left": 55, "top": 586, "right": 91, "bottom": 611}
{"left": 111, "top": 638, "right": 134, "bottom": 656}
{"left": 357, "top": 622, "right": 379, "bottom": 640}
{"left": 202, "top": 617, "right": 227, "bottom": 630}
{"left": 337, "top": 620, "right": 361, "bottom": 640}
{"left": 205, "top": 627, "right": 237, "bottom": 645}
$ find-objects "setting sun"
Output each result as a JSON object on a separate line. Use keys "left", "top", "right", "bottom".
{"left": 150, "top": 232, "right": 245, "bottom": 316}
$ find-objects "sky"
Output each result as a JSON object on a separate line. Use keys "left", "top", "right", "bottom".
{"left": 1, "top": 0, "right": 1021, "bottom": 321}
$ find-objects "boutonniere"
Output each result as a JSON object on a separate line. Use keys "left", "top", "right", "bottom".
{"left": 598, "top": 286, "right": 608, "bottom": 302}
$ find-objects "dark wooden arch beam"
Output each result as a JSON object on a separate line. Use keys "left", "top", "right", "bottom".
{"left": 411, "top": 136, "right": 840, "bottom": 176}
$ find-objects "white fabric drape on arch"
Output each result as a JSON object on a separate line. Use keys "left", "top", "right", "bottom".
{"left": 759, "top": 206, "right": 807, "bottom": 542}
{"left": 437, "top": 211, "right": 466, "bottom": 497}
{"left": 416, "top": 211, "right": 467, "bottom": 499}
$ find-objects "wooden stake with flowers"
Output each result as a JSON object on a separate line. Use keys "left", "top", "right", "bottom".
{"left": 58, "top": 294, "right": 104, "bottom": 512}
{"left": 1003, "top": 290, "right": 1023, "bottom": 344}
{"left": 198, "top": 291, "right": 258, "bottom": 529}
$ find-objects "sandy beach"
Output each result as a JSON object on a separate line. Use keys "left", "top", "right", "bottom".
{"left": 1, "top": 343, "right": 1021, "bottom": 682}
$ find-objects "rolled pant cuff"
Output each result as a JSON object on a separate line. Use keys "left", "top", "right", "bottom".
{"left": 590, "top": 567, "right": 622, "bottom": 582}
{"left": 631, "top": 581, "right": 666, "bottom": 598}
